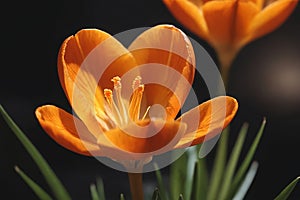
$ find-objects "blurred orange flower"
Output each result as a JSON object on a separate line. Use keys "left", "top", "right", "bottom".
{"left": 35, "top": 25, "right": 238, "bottom": 170}
{"left": 163, "top": 0, "right": 298, "bottom": 82}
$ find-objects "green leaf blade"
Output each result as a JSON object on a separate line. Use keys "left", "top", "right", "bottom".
{"left": 206, "top": 127, "right": 229, "bottom": 200}
{"left": 218, "top": 123, "right": 248, "bottom": 200}
{"left": 0, "top": 105, "right": 71, "bottom": 200}
{"left": 178, "top": 194, "right": 184, "bottom": 200}
{"left": 96, "top": 177, "right": 106, "bottom": 200}
{"left": 184, "top": 146, "right": 198, "bottom": 200}
{"left": 191, "top": 158, "right": 208, "bottom": 200}
{"left": 14, "top": 166, "right": 53, "bottom": 200}
{"left": 229, "top": 118, "right": 266, "bottom": 197}
{"left": 154, "top": 163, "right": 168, "bottom": 200}
{"left": 169, "top": 151, "right": 188, "bottom": 200}
{"left": 120, "top": 193, "right": 126, "bottom": 200}
{"left": 90, "top": 184, "right": 100, "bottom": 200}
{"left": 232, "top": 161, "right": 259, "bottom": 200}
{"left": 274, "top": 176, "right": 300, "bottom": 200}
{"left": 152, "top": 188, "right": 161, "bottom": 200}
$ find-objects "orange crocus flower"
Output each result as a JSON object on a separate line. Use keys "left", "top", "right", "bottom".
{"left": 163, "top": 0, "right": 298, "bottom": 83}
{"left": 35, "top": 25, "right": 238, "bottom": 171}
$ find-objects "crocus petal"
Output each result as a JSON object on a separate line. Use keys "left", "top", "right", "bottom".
{"left": 201, "top": 0, "right": 260, "bottom": 63}
{"left": 128, "top": 24, "right": 196, "bottom": 119}
{"left": 35, "top": 105, "right": 101, "bottom": 156}
{"left": 58, "top": 29, "right": 136, "bottom": 94}
{"left": 202, "top": 0, "right": 238, "bottom": 46}
{"left": 57, "top": 29, "right": 135, "bottom": 135}
{"left": 249, "top": 0, "right": 298, "bottom": 42}
{"left": 163, "top": 0, "right": 209, "bottom": 40}
{"left": 248, "top": 0, "right": 265, "bottom": 9}
{"left": 202, "top": 0, "right": 258, "bottom": 47}
{"left": 58, "top": 29, "right": 110, "bottom": 103}
{"left": 99, "top": 119, "right": 187, "bottom": 154}
{"left": 175, "top": 96, "right": 238, "bottom": 148}
{"left": 234, "top": 1, "right": 260, "bottom": 46}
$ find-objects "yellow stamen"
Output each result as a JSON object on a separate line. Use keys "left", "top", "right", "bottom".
{"left": 129, "top": 77, "right": 144, "bottom": 122}
{"left": 104, "top": 89, "right": 113, "bottom": 105}
{"left": 132, "top": 76, "right": 142, "bottom": 90}
{"left": 103, "top": 88, "right": 123, "bottom": 126}
{"left": 101, "top": 76, "right": 151, "bottom": 129}
{"left": 95, "top": 112, "right": 111, "bottom": 131}
{"left": 111, "top": 76, "right": 121, "bottom": 88}
{"left": 111, "top": 76, "right": 128, "bottom": 125}
{"left": 141, "top": 106, "right": 151, "bottom": 120}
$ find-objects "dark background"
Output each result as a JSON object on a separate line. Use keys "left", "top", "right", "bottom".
{"left": 1, "top": 1, "right": 299, "bottom": 199}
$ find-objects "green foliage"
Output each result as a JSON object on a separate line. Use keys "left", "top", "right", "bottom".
{"left": 90, "top": 178, "right": 106, "bottom": 200}
{"left": 229, "top": 119, "right": 266, "bottom": 198}
{"left": 218, "top": 123, "right": 248, "bottom": 199}
{"left": 1, "top": 105, "right": 299, "bottom": 200}
{"left": 90, "top": 184, "right": 101, "bottom": 200}
{"left": 274, "top": 176, "right": 300, "bottom": 200}
{"left": 14, "top": 166, "right": 53, "bottom": 200}
{"left": 190, "top": 159, "right": 208, "bottom": 200}
{"left": 169, "top": 150, "right": 188, "bottom": 199}
{"left": 178, "top": 194, "right": 184, "bottom": 200}
{"left": 207, "top": 127, "right": 229, "bottom": 200}
{"left": 171, "top": 147, "right": 194, "bottom": 199}
{"left": 152, "top": 188, "right": 161, "bottom": 200}
{"left": 154, "top": 163, "right": 169, "bottom": 200}
{"left": 233, "top": 161, "right": 259, "bottom": 200}
{"left": 153, "top": 118, "right": 296, "bottom": 200}
{"left": 0, "top": 105, "right": 71, "bottom": 200}
{"left": 96, "top": 178, "right": 106, "bottom": 200}
{"left": 120, "top": 193, "right": 126, "bottom": 200}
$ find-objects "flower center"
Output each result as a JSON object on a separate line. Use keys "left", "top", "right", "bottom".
{"left": 99, "top": 76, "right": 150, "bottom": 131}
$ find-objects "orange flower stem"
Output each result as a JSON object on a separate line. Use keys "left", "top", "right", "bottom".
{"left": 128, "top": 172, "right": 144, "bottom": 200}
{"left": 216, "top": 48, "right": 238, "bottom": 90}
{"left": 220, "top": 63, "right": 230, "bottom": 90}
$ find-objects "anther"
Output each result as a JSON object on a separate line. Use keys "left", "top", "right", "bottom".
{"left": 137, "top": 84, "right": 144, "bottom": 93}
{"left": 104, "top": 89, "right": 113, "bottom": 104}
{"left": 103, "top": 88, "right": 123, "bottom": 126}
{"left": 132, "top": 76, "right": 142, "bottom": 90}
{"left": 111, "top": 76, "right": 122, "bottom": 89}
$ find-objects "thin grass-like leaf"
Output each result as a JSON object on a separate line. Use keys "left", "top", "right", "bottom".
{"left": 120, "top": 193, "right": 126, "bottom": 200}
{"left": 14, "top": 166, "right": 53, "bottom": 200}
{"left": 169, "top": 151, "right": 187, "bottom": 200}
{"left": 191, "top": 159, "right": 208, "bottom": 200}
{"left": 206, "top": 127, "right": 229, "bottom": 200}
{"left": 152, "top": 188, "right": 161, "bottom": 200}
{"left": 178, "top": 194, "right": 184, "bottom": 200}
{"left": 96, "top": 177, "right": 106, "bottom": 200}
{"left": 154, "top": 163, "right": 168, "bottom": 200}
{"left": 233, "top": 161, "right": 259, "bottom": 200}
{"left": 274, "top": 176, "right": 300, "bottom": 200}
{"left": 184, "top": 146, "right": 198, "bottom": 200}
{"left": 218, "top": 123, "right": 248, "bottom": 200}
{"left": 0, "top": 105, "right": 71, "bottom": 200}
{"left": 229, "top": 118, "right": 266, "bottom": 197}
{"left": 190, "top": 161, "right": 201, "bottom": 200}
{"left": 90, "top": 184, "right": 100, "bottom": 200}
